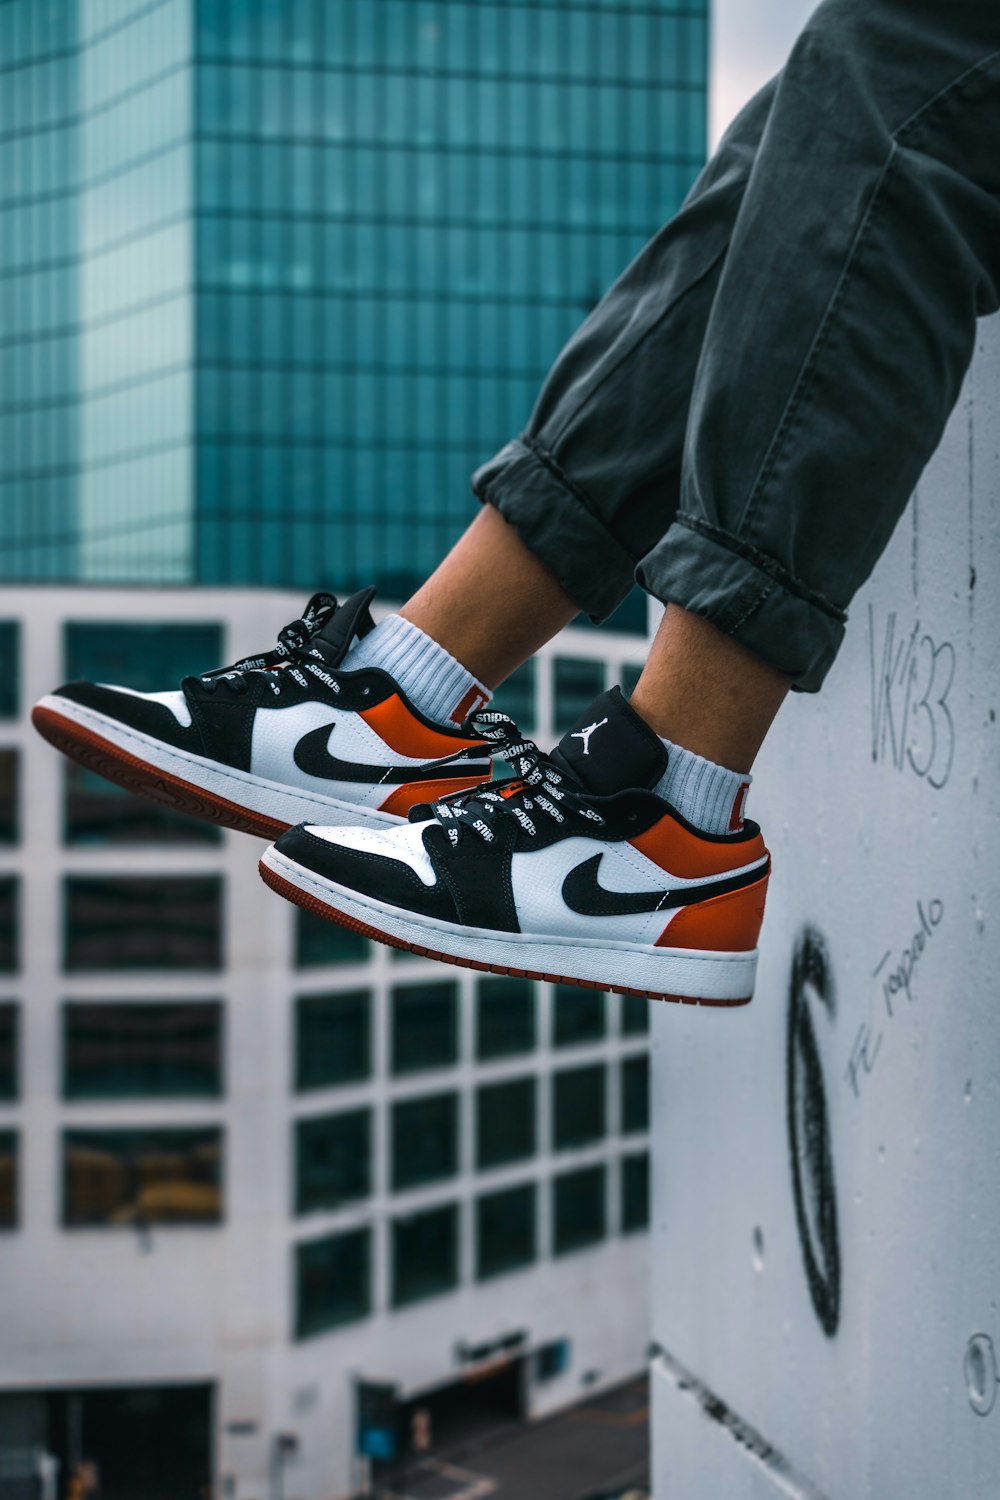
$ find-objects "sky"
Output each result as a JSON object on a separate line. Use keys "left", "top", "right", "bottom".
{"left": 710, "top": 0, "right": 818, "bottom": 147}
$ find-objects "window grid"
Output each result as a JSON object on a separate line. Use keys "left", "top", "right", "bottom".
{"left": 3, "top": 589, "right": 652, "bottom": 1335}
{"left": 1, "top": 2, "right": 707, "bottom": 594}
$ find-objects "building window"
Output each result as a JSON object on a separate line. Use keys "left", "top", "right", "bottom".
{"left": 534, "top": 1339, "right": 571, "bottom": 1382}
{"left": 62, "top": 1003, "right": 223, "bottom": 1100}
{"left": 63, "top": 622, "right": 223, "bottom": 846}
{"left": 475, "top": 976, "right": 535, "bottom": 1061}
{"left": 476, "top": 1077, "right": 535, "bottom": 1171}
{"left": 295, "top": 989, "right": 370, "bottom": 1091}
{"left": 553, "top": 658, "right": 605, "bottom": 735}
{"left": 620, "top": 995, "right": 649, "bottom": 1036}
{"left": 621, "top": 1153, "right": 650, "bottom": 1233}
{"left": 295, "top": 1226, "right": 371, "bottom": 1339}
{"left": 553, "top": 1165, "right": 606, "bottom": 1257}
{"left": 621, "top": 1055, "right": 649, "bottom": 1134}
{"left": 0, "top": 749, "right": 18, "bottom": 845}
{"left": 0, "top": 1130, "right": 17, "bottom": 1229}
{"left": 391, "top": 980, "right": 458, "bottom": 1075}
{"left": 476, "top": 1182, "right": 535, "bottom": 1281}
{"left": 620, "top": 663, "right": 643, "bottom": 698}
{"left": 62, "top": 1128, "right": 224, "bottom": 1227}
{"left": 63, "top": 877, "right": 223, "bottom": 972}
{"left": 0, "top": 1004, "right": 17, "bottom": 1101}
{"left": 295, "top": 907, "right": 371, "bottom": 968}
{"left": 552, "top": 985, "right": 605, "bottom": 1048}
{"left": 0, "top": 878, "right": 18, "bottom": 973}
{"left": 65, "top": 623, "right": 223, "bottom": 691}
{"left": 64, "top": 766, "right": 222, "bottom": 847}
{"left": 0, "top": 624, "right": 18, "bottom": 720}
{"left": 391, "top": 1093, "right": 458, "bottom": 1192}
{"left": 488, "top": 659, "right": 536, "bottom": 734}
{"left": 552, "top": 1064, "right": 605, "bottom": 1151}
{"left": 295, "top": 1108, "right": 371, "bottom": 1214}
{"left": 392, "top": 1203, "right": 459, "bottom": 1308}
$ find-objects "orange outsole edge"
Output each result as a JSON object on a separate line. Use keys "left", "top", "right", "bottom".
{"left": 32, "top": 704, "right": 289, "bottom": 840}
{"left": 258, "top": 858, "right": 753, "bottom": 1008}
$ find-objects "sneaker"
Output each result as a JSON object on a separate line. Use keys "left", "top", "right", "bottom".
{"left": 32, "top": 589, "right": 492, "bottom": 840}
{"left": 259, "top": 687, "right": 771, "bottom": 1005}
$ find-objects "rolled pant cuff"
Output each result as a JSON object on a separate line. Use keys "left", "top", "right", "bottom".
{"left": 472, "top": 438, "right": 637, "bottom": 622}
{"left": 638, "top": 518, "right": 847, "bottom": 693}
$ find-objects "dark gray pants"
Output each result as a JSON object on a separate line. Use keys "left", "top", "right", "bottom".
{"left": 473, "top": 0, "right": 1000, "bottom": 691}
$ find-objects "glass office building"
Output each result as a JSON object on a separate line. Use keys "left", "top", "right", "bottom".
{"left": 0, "top": 12, "right": 706, "bottom": 1485}
{"left": 0, "top": 0, "right": 708, "bottom": 602}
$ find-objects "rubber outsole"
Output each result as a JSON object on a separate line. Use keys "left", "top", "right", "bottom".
{"left": 32, "top": 704, "right": 288, "bottom": 840}
{"left": 258, "top": 856, "right": 753, "bottom": 1008}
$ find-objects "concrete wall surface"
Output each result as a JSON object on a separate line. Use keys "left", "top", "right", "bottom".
{"left": 650, "top": 321, "right": 1000, "bottom": 1499}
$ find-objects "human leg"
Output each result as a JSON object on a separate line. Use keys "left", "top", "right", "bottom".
{"left": 469, "top": 77, "right": 777, "bottom": 622}
{"left": 342, "top": 505, "right": 578, "bottom": 727}
{"left": 643, "top": 0, "right": 1000, "bottom": 691}
{"left": 261, "top": 3, "right": 1000, "bottom": 1003}
{"left": 31, "top": 78, "right": 775, "bottom": 843}
{"left": 355, "top": 77, "right": 779, "bottom": 694}
{"left": 399, "top": 505, "right": 578, "bottom": 689}
{"left": 631, "top": 605, "right": 791, "bottom": 773}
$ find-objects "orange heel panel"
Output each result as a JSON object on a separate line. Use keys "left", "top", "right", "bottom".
{"left": 630, "top": 815, "right": 767, "bottom": 880}
{"left": 657, "top": 872, "right": 770, "bottom": 952}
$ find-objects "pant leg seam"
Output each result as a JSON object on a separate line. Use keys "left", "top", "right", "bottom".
{"left": 737, "top": 142, "right": 901, "bottom": 538}
{"left": 893, "top": 48, "right": 1000, "bottom": 143}
{"left": 726, "top": 580, "right": 777, "bottom": 634}
{"left": 545, "top": 238, "right": 733, "bottom": 452}
{"left": 675, "top": 511, "right": 847, "bottom": 622}
{"left": 740, "top": 48, "right": 1000, "bottom": 542}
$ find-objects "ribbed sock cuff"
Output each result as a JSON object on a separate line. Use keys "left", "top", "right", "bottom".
{"left": 346, "top": 614, "right": 491, "bottom": 726}
{"left": 654, "top": 737, "right": 751, "bottom": 835}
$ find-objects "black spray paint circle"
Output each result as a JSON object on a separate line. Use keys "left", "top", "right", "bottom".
{"left": 786, "top": 926, "right": 841, "bottom": 1338}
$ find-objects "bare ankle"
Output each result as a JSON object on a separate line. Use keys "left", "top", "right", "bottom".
{"left": 629, "top": 605, "right": 791, "bottom": 773}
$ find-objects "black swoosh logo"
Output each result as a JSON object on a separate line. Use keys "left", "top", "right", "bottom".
{"left": 561, "top": 852, "right": 770, "bottom": 918}
{"left": 293, "top": 723, "right": 490, "bottom": 785}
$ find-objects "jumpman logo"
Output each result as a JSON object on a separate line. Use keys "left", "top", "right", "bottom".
{"left": 570, "top": 717, "right": 608, "bottom": 756}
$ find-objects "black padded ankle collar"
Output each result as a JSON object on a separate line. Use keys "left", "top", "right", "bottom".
{"left": 550, "top": 686, "right": 668, "bottom": 795}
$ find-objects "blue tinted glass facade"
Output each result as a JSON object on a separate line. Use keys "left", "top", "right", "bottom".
{"left": 1, "top": 0, "right": 708, "bottom": 599}
{"left": 0, "top": 1, "right": 80, "bottom": 580}
{"left": 75, "top": 0, "right": 196, "bottom": 582}
{"left": 0, "top": 0, "right": 195, "bottom": 583}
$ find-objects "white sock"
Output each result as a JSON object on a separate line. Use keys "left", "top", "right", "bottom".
{"left": 653, "top": 737, "right": 751, "bottom": 835}
{"left": 345, "top": 614, "right": 491, "bottom": 727}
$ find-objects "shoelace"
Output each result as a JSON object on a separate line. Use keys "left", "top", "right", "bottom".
{"left": 425, "top": 709, "right": 606, "bottom": 843}
{"left": 196, "top": 594, "right": 344, "bottom": 700}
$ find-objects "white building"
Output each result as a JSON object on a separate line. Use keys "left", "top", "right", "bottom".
{"left": 0, "top": 587, "right": 652, "bottom": 1500}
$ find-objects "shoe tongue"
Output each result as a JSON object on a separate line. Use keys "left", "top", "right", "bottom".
{"left": 549, "top": 686, "right": 668, "bottom": 796}
{"left": 300, "top": 592, "right": 340, "bottom": 633}
{"left": 312, "top": 586, "right": 377, "bottom": 666}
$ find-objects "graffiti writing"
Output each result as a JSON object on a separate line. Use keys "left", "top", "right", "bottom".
{"left": 844, "top": 898, "right": 944, "bottom": 1102}
{"left": 868, "top": 607, "right": 956, "bottom": 790}
{"left": 843, "top": 1024, "right": 881, "bottom": 1101}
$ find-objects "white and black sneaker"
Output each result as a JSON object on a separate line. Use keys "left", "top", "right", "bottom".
{"left": 32, "top": 589, "right": 492, "bottom": 840}
{"left": 259, "top": 688, "right": 772, "bottom": 1006}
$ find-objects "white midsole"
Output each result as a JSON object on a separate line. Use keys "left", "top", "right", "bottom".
{"left": 37, "top": 694, "right": 402, "bottom": 830}
{"left": 261, "top": 846, "right": 758, "bottom": 1002}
